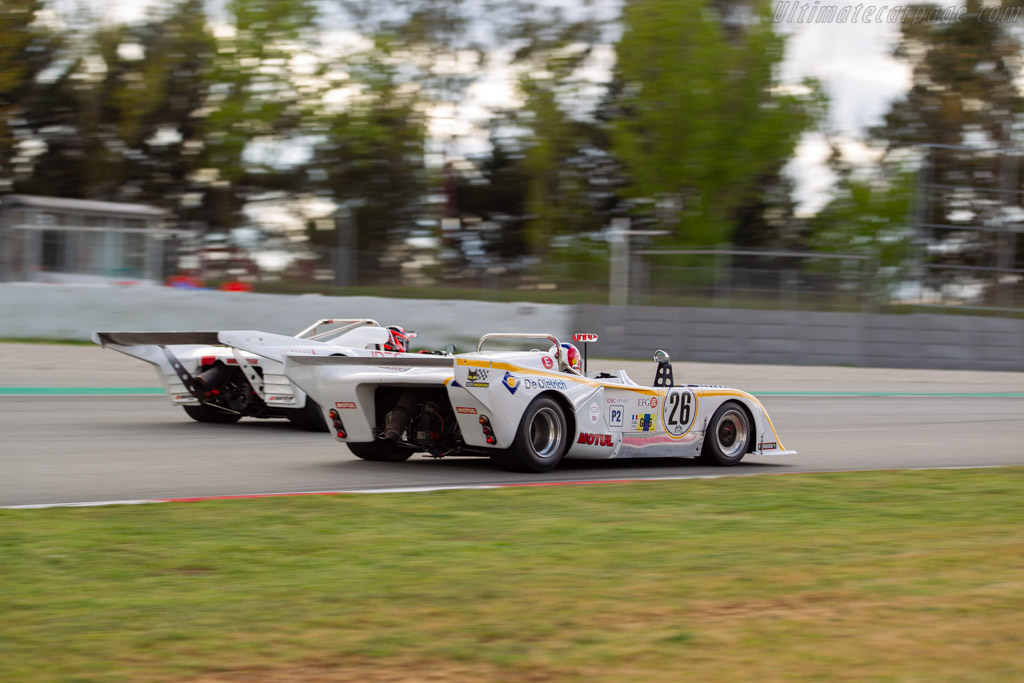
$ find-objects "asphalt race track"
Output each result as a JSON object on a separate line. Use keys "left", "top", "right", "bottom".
{"left": 3, "top": 392, "right": 1023, "bottom": 507}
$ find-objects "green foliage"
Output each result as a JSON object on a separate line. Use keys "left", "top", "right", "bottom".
{"left": 0, "top": 0, "right": 60, "bottom": 192}
{"left": 872, "top": 0, "right": 1024, "bottom": 280}
{"left": 809, "top": 161, "right": 914, "bottom": 274}
{"left": 610, "top": 0, "right": 823, "bottom": 247}
{"left": 309, "top": 42, "right": 427, "bottom": 259}
{"left": 203, "top": 0, "right": 320, "bottom": 185}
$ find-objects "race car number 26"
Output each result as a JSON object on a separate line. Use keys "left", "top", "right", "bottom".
{"left": 662, "top": 388, "right": 696, "bottom": 437}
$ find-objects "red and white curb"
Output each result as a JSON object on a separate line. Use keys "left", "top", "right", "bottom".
{"left": 0, "top": 465, "right": 1012, "bottom": 510}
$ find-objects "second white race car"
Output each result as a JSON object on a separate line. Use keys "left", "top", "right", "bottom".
{"left": 93, "top": 319, "right": 425, "bottom": 431}
{"left": 267, "top": 332, "right": 796, "bottom": 470}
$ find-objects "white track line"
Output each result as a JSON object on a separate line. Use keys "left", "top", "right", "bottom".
{"left": 1, "top": 465, "right": 1014, "bottom": 510}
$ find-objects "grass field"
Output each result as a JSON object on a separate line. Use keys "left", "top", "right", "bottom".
{"left": 3, "top": 469, "right": 1023, "bottom": 682}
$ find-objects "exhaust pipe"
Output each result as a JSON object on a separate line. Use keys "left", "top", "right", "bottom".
{"left": 383, "top": 390, "right": 418, "bottom": 442}
{"left": 191, "top": 363, "right": 230, "bottom": 394}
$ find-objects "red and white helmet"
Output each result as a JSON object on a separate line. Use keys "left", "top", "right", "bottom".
{"left": 383, "top": 325, "right": 416, "bottom": 353}
{"left": 560, "top": 343, "right": 581, "bottom": 372}
{"left": 548, "top": 344, "right": 581, "bottom": 370}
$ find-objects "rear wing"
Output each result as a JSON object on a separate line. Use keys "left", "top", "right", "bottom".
{"left": 93, "top": 331, "right": 221, "bottom": 347}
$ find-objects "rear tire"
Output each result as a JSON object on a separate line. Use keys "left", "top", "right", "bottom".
{"left": 183, "top": 404, "right": 242, "bottom": 424}
{"left": 347, "top": 441, "right": 415, "bottom": 462}
{"left": 284, "top": 399, "right": 328, "bottom": 432}
{"left": 698, "top": 401, "right": 750, "bottom": 466}
{"left": 491, "top": 396, "right": 568, "bottom": 473}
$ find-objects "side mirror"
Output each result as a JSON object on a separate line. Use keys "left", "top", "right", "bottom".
{"left": 654, "top": 349, "right": 671, "bottom": 364}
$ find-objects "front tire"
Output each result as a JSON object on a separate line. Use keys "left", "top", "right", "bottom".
{"left": 698, "top": 401, "right": 750, "bottom": 466}
{"left": 347, "top": 441, "right": 415, "bottom": 462}
{"left": 284, "top": 399, "right": 328, "bottom": 432}
{"left": 183, "top": 404, "right": 242, "bottom": 424}
{"left": 491, "top": 396, "right": 568, "bottom": 473}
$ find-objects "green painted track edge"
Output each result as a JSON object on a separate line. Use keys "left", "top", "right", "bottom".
{"left": 0, "top": 387, "right": 165, "bottom": 396}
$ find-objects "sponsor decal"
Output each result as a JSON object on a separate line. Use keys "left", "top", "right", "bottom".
{"left": 577, "top": 432, "right": 614, "bottom": 447}
{"left": 335, "top": 401, "right": 357, "bottom": 409}
{"left": 522, "top": 377, "right": 568, "bottom": 391}
{"left": 502, "top": 371, "right": 520, "bottom": 395}
{"left": 371, "top": 350, "right": 400, "bottom": 358}
{"left": 631, "top": 413, "right": 656, "bottom": 432}
{"left": 466, "top": 368, "right": 490, "bottom": 388}
{"left": 606, "top": 397, "right": 630, "bottom": 405}
{"left": 572, "top": 333, "right": 599, "bottom": 342}
{"left": 637, "top": 397, "right": 658, "bottom": 408}
{"left": 758, "top": 440, "right": 778, "bottom": 451}
{"left": 456, "top": 406, "right": 477, "bottom": 414}
{"left": 589, "top": 403, "right": 600, "bottom": 424}
{"left": 542, "top": 356, "right": 554, "bottom": 369}
{"left": 608, "top": 406, "right": 624, "bottom": 428}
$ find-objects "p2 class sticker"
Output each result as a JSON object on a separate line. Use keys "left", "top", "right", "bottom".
{"left": 662, "top": 388, "right": 696, "bottom": 438}
{"left": 608, "top": 405, "right": 624, "bottom": 428}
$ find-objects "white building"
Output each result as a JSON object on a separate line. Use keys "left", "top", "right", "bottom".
{"left": 0, "top": 194, "right": 171, "bottom": 284}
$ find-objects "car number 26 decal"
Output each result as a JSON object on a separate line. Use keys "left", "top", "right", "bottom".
{"left": 662, "top": 388, "right": 696, "bottom": 438}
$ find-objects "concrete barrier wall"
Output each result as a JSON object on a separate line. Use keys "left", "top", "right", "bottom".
{"left": 574, "top": 304, "right": 1024, "bottom": 371}
{"left": 0, "top": 283, "right": 572, "bottom": 351}
{"left": 0, "top": 284, "right": 1021, "bottom": 371}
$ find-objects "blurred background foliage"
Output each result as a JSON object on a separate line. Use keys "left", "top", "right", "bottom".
{"left": 1, "top": 0, "right": 1023, "bottom": 308}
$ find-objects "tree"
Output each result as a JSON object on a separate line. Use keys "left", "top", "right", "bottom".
{"left": 300, "top": 39, "right": 427, "bottom": 276}
{"left": 0, "top": 0, "right": 60, "bottom": 193}
{"left": 609, "top": 0, "right": 822, "bottom": 247}
{"left": 871, "top": 0, "right": 1024, "bottom": 298}
{"left": 15, "top": 0, "right": 219, "bottom": 213}
{"left": 808, "top": 145, "right": 914, "bottom": 297}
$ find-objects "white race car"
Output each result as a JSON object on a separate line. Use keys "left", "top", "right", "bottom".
{"left": 270, "top": 332, "right": 796, "bottom": 471}
{"left": 93, "top": 319, "right": 426, "bottom": 431}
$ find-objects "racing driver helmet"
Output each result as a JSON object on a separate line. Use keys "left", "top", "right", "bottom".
{"left": 560, "top": 342, "right": 582, "bottom": 373}
{"left": 383, "top": 325, "right": 415, "bottom": 353}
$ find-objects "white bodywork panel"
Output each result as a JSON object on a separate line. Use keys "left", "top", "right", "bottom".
{"left": 92, "top": 322, "right": 409, "bottom": 410}
{"left": 283, "top": 348, "right": 795, "bottom": 461}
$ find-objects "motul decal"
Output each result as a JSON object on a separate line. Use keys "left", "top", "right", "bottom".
{"left": 335, "top": 401, "right": 357, "bottom": 409}
{"left": 577, "top": 432, "right": 614, "bottom": 447}
{"left": 456, "top": 407, "right": 477, "bottom": 414}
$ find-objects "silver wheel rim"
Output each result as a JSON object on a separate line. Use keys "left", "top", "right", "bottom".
{"left": 716, "top": 409, "right": 747, "bottom": 459}
{"left": 530, "top": 407, "right": 562, "bottom": 459}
